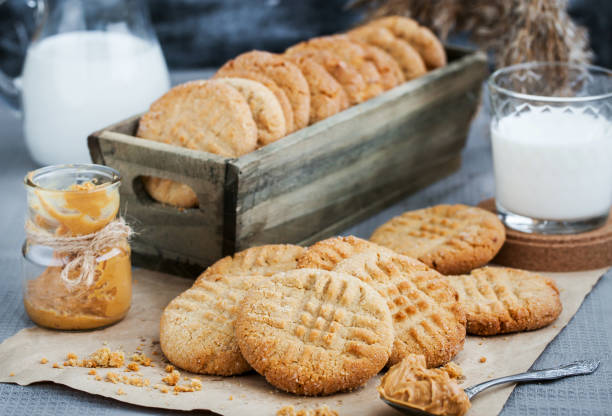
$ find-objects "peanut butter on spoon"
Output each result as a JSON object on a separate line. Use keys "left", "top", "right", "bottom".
{"left": 378, "top": 355, "right": 470, "bottom": 416}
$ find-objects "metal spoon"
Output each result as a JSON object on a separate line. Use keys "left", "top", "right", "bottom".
{"left": 381, "top": 360, "right": 600, "bottom": 416}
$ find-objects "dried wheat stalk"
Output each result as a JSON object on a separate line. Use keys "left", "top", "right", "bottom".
{"left": 349, "top": 0, "right": 592, "bottom": 67}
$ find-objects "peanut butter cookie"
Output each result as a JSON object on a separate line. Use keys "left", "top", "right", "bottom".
{"left": 217, "top": 51, "right": 310, "bottom": 131}
{"left": 287, "top": 35, "right": 383, "bottom": 100}
{"left": 445, "top": 266, "right": 562, "bottom": 336}
{"left": 357, "top": 42, "right": 404, "bottom": 90}
{"left": 160, "top": 273, "right": 262, "bottom": 376}
{"left": 285, "top": 49, "right": 368, "bottom": 105}
{"left": 334, "top": 250, "right": 466, "bottom": 367}
{"left": 137, "top": 80, "right": 257, "bottom": 157}
{"left": 142, "top": 176, "right": 198, "bottom": 209}
{"left": 368, "top": 16, "right": 447, "bottom": 70}
{"left": 370, "top": 204, "right": 506, "bottom": 275}
{"left": 285, "top": 54, "right": 350, "bottom": 123}
{"left": 216, "top": 77, "right": 286, "bottom": 146}
{"left": 347, "top": 25, "right": 426, "bottom": 80}
{"left": 198, "top": 244, "right": 305, "bottom": 282}
{"left": 297, "top": 235, "right": 395, "bottom": 271}
{"left": 235, "top": 269, "right": 394, "bottom": 395}
{"left": 212, "top": 69, "right": 295, "bottom": 134}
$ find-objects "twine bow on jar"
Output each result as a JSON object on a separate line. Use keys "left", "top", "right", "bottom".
{"left": 25, "top": 218, "right": 132, "bottom": 289}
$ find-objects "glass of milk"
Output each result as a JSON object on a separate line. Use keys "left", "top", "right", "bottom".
{"left": 0, "top": 0, "right": 170, "bottom": 166}
{"left": 489, "top": 62, "right": 612, "bottom": 234}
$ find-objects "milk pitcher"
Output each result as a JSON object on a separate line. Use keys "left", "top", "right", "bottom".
{"left": 0, "top": 0, "right": 170, "bottom": 165}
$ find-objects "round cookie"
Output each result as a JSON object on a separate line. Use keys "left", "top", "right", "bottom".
{"left": 446, "top": 266, "right": 562, "bottom": 336}
{"left": 357, "top": 42, "right": 404, "bottom": 90}
{"left": 198, "top": 244, "right": 306, "bottom": 282}
{"left": 334, "top": 250, "right": 466, "bottom": 367}
{"left": 217, "top": 51, "right": 310, "bottom": 131}
{"left": 370, "top": 204, "right": 506, "bottom": 275}
{"left": 348, "top": 25, "right": 426, "bottom": 80}
{"left": 213, "top": 69, "right": 295, "bottom": 134}
{"left": 285, "top": 54, "right": 350, "bottom": 123}
{"left": 235, "top": 269, "right": 394, "bottom": 395}
{"left": 160, "top": 273, "right": 262, "bottom": 375}
{"left": 297, "top": 235, "right": 395, "bottom": 271}
{"left": 216, "top": 77, "right": 286, "bottom": 146}
{"left": 368, "top": 16, "right": 447, "bottom": 69}
{"left": 137, "top": 80, "right": 257, "bottom": 157}
{"left": 287, "top": 35, "right": 383, "bottom": 100}
{"left": 286, "top": 49, "right": 368, "bottom": 105}
{"left": 142, "top": 176, "right": 198, "bottom": 209}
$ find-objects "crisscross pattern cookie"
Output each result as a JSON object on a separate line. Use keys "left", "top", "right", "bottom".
{"left": 334, "top": 250, "right": 465, "bottom": 367}
{"left": 370, "top": 204, "right": 506, "bottom": 275}
{"left": 235, "top": 269, "right": 394, "bottom": 395}
{"left": 297, "top": 235, "right": 394, "bottom": 271}
{"left": 198, "top": 244, "right": 305, "bottom": 282}
{"left": 160, "top": 273, "right": 261, "bottom": 376}
{"left": 446, "top": 266, "right": 562, "bottom": 336}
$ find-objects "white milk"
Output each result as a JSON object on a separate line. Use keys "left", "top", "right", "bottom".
{"left": 491, "top": 108, "right": 612, "bottom": 220}
{"left": 21, "top": 31, "right": 170, "bottom": 165}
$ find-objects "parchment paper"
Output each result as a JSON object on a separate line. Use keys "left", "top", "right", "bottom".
{"left": 0, "top": 267, "right": 606, "bottom": 416}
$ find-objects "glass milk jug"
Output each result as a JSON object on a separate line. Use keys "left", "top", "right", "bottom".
{"left": 0, "top": 0, "right": 170, "bottom": 166}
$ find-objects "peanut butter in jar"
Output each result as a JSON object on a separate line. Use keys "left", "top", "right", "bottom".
{"left": 22, "top": 164, "right": 132, "bottom": 330}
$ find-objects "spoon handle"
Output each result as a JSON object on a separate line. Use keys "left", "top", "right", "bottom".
{"left": 463, "top": 360, "right": 600, "bottom": 400}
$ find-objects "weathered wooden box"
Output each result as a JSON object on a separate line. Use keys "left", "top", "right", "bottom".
{"left": 88, "top": 46, "right": 487, "bottom": 277}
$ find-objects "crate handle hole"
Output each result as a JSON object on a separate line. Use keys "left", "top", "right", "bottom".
{"left": 133, "top": 175, "right": 200, "bottom": 210}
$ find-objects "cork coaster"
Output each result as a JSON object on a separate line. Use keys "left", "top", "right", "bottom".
{"left": 478, "top": 198, "right": 612, "bottom": 272}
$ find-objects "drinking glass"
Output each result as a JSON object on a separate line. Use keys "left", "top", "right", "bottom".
{"left": 488, "top": 62, "right": 612, "bottom": 234}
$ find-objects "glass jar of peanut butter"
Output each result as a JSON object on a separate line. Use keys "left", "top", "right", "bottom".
{"left": 22, "top": 164, "right": 132, "bottom": 330}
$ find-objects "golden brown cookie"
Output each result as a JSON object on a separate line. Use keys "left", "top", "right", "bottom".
{"left": 347, "top": 25, "right": 426, "bottom": 81}
{"left": 142, "top": 176, "right": 198, "bottom": 209}
{"left": 297, "top": 235, "right": 395, "bottom": 271}
{"left": 357, "top": 42, "right": 404, "bottom": 90}
{"left": 217, "top": 51, "right": 310, "bottom": 131}
{"left": 286, "top": 49, "right": 368, "bottom": 105}
{"left": 199, "top": 244, "right": 305, "bottom": 282}
{"left": 334, "top": 250, "right": 465, "bottom": 367}
{"left": 370, "top": 204, "right": 506, "bottom": 275}
{"left": 286, "top": 35, "right": 383, "bottom": 100}
{"left": 216, "top": 77, "right": 286, "bottom": 146}
{"left": 445, "top": 266, "right": 562, "bottom": 336}
{"left": 212, "top": 69, "right": 295, "bottom": 134}
{"left": 368, "top": 16, "right": 447, "bottom": 70}
{"left": 235, "top": 269, "right": 394, "bottom": 395}
{"left": 285, "top": 54, "right": 350, "bottom": 123}
{"left": 160, "top": 273, "right": 262, "bottom": 376}
{"left": 137, "top": 80, "right": 257, "bottom": 157}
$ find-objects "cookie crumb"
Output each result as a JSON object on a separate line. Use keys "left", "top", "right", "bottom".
{"left": 52, "top": 363, "right": 60, "bottom": 369}
{"left": 40, "top": 358, "right": 48, "bottom": 364}
{"left": 162, "top": 370, "right": 180, "bottom": 386}
{"left": 160, "top": 386, "right": 169, "bottom": 394}
{"left": 9, "top": 373, "right": 15, "bottom": 377}
{"left": 84, "top": 348, "right": 125, "bottom": 368}
{"left": 105, "top": 372, "right": 121, "bottom": 384}
{"left": 276, "top": 405, "right": 338, "bottom": 416}
{"left": 165, "top": 364, "right": 174, "bottom": 373}
{"left": 88, "top": 369, "right": 97, "bottom": 376}
{"left": 117, "top": 388, "right": 126, "bottom": 396}
{"left": 441, "top": 362, "right": 463, "bottom": 379}
{"left": 130, "top": 353, "right": 153, "bottom": 367}
{"left": 126, "top": 362, "right": 140, "bottom": 372}
{"left": 95, "top": 375, "right": 102, "bottom": 381}
{"left": 479, "top": 356, "right": 487, "bottom": 363}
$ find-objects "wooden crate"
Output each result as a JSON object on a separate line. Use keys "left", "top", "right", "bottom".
{"left": 88, "top": 46, "right": 488, "bottom": 277}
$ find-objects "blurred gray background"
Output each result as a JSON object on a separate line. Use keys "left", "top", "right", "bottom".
{"left": 0, "top": 0, "right": 610, "bottom": 79}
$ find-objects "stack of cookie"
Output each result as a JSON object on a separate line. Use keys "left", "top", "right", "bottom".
{"left": 159, "top": 204, "right": 563, "bottom": 396}
{"left": 135, "top": 16, "right": 446, "bottom": 208}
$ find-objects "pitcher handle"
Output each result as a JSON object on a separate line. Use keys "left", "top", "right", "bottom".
{"left": 0, "top": 0, "right": 46, "bottom": 113}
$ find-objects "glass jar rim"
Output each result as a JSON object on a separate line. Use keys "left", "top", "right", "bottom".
{"left": 488, "top": 61, "right": 612, "bottom": 103}
{"left": 24, "top": 164, "right": 121, "bottom": 193}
